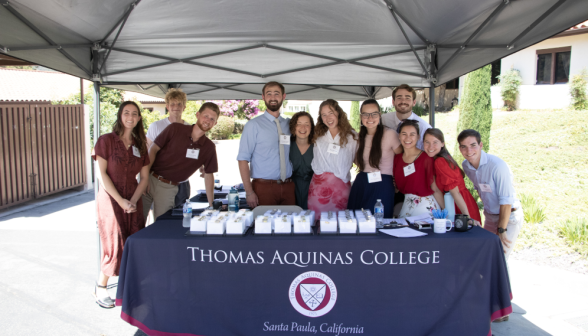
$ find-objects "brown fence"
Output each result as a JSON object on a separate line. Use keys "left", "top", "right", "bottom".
{"left": 0, "top": 104, "right": 86, "bottom": 209}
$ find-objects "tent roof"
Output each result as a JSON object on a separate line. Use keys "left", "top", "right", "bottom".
{"left": 1, "top": 0, "right": 586, "bottom": 100}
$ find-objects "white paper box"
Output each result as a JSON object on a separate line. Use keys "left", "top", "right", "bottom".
{"left": 294, "top": 215, "right": 311, "bottom": 233}
{"left": 190, "top": 215, "right": 208, "bottom": 232}
{"left": 207, "top": 218, "right": 226, "bottom": 235}
{"left": 358, "top": 216, "right": 376, "bottom": 233}
{"left": 338, "top": 210, "right": 354, "bottom": 219}
{"left": 339, "top": 217, "right": 357, "bottom": 234}
{"left": 299, "top": 210, "right": 315, "bottom": 225}
{"left": 355, "top": 209, "right": 372, "bottom": 218}
{"left": 226, "top": 218, "right": 246, "bottom": 235}
{"left": 274, "top": 215, "right": 292, "bottom": 234}
{"left": 255, "top": 216, "right": 273, "bottom": 234}
{"left": 320, "top": 212, "right": 338, "bottom": 233}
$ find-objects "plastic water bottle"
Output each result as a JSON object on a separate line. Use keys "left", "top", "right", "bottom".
{"left": 374, "top": 199, "right": 384, "bottom": 228}
{"left": 182, "top": 199, "right": 192, "bottom": 227}
{"left": 228, "top": 187, "right": 239, "bottom": 212}
{"left": 444, "top": 192, "right": 456, "bottom": 223}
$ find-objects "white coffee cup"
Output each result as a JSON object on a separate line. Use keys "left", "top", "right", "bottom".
{"left": 434, "top": 218, "right": 453, "bottom": 234}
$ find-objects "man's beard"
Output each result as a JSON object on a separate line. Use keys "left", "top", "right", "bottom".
{"left": 265, "top": 98, "right": 283, "bottom": 112}
{"left": 395, "top": 103, "right": 412, "bottom": 114}
{"left": 197, "top": 119, "right": 212, "bottom": 132}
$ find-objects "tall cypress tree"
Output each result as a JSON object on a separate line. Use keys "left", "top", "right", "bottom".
{"left": 454, "top": 64, "right": 493, "bottom": 203}
{"left": 350, "top": 101, "right": 361, "bottom": 131}
{"left": 454, "top": 64, "right": 493, "bottom": 158}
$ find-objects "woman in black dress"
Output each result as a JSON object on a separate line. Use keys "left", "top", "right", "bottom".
{"left": 289, "top": 111, "right": 315, "bottom": 209}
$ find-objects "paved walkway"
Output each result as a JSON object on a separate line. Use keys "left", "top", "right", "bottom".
{"left": 1, "top": 187, "right": 587, "bottom": 335}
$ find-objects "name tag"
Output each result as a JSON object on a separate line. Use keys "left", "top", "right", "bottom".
{"left": 279, "top": 134, "right": 290, "bottom": 145}
{"left": 367, "top": 171, "right": 382, "bottom": 183}
{"left": 480, "top": 183, "right": 492, "bottom": 193}
{"left": 186, "top": 148, "right": 200, "bottom": 159}
{"left": 403, "top": 163, "right": 415, "bottom": 177}
{"left": 132, "top": 146, "right": 141, "bottom": 158}
{"left": 327, "top": 143, "right": 340, "bottom": 155}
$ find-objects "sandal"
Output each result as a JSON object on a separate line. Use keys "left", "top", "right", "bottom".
{"left": 94, "top": 282, "right": 115, "bottom": 309}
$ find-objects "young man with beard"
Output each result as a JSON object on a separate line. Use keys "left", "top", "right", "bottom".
{"left": 145, "top": 88, "right": 192, "bottom": 210}
{"left": 142, "top": 102, "right": 220, "bottom": 220}
{"left": 381, "top": 84, "right": 431, "bottom": 150}
{"left": 237, "top": 81, "right": 295, "bottom": 208}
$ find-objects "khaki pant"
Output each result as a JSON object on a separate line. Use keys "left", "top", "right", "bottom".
{"left": 142, "top": 174, "right": 178, "bottom": 222}
{"left": 483, "top": 207, "right": 524, "bottom": 260}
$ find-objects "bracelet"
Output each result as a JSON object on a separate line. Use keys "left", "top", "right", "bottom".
{"left": 246, "top": 191, "right": 255, "bottom": 197}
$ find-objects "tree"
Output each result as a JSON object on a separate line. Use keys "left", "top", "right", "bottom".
{"left": 570, "top": 68, "right": 588, "bottom": 111}
{"left": 453, "top": 64, "right": 493, "bottom": 203}
{"left": 498, "top": 68, "right": 522, "bottom": 111}
{"left": 350, "top": 101, "right": 360, "bottom": 131}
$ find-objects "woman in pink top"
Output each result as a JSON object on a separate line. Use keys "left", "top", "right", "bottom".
{"left": 347, "top": 99, "right": 402, "bottom": 218}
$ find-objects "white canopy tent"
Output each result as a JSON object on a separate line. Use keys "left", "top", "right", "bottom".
{"left": 2, "top": 0, "right": 586, "bottom": 101}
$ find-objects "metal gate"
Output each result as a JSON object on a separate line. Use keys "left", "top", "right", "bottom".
{"left": 0, "top": 104, "right": 86, "bottom": 209}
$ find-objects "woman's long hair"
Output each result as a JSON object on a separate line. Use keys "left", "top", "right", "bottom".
{"left": 313, "top": 99, "right": 357, "bottom": 147}
{"left": 289, "top": 111, "right": 315, "bottom": 144}
{"left": 356, "top": 99, "right": 383, "bottom": 171}
{"left": 423, "top": 128, "right": 464, "bottom": 177}
{"left": 112, "top": 101, "right": 148, "bottom": 155}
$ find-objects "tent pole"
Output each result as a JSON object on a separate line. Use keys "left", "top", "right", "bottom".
{"left": 93, "top": 82, "right": 101, "bottom": 273}
{"left": 429, "top": 83, "right": 435, "bottom": 128}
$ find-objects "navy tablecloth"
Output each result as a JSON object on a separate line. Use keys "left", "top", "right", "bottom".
{"left": 116, "top": 220, "right": 512, "bottom": 336}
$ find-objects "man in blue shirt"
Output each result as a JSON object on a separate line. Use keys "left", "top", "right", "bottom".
{"left": 237, "top": 81, "right": 295, "bottom": 208}
{"left": 459, "top": 129, "right": 523, "bottom": 260}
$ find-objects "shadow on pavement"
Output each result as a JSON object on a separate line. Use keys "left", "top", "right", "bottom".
{"left": 0, "top": 190, "right": 94, "bottom": 221}
{"left": 492, "top": 303, "right": 553, "bottom": 336}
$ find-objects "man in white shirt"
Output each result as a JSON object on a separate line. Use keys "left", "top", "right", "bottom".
{"left": 382, "top": 84, "right": 431, "bottom": 215}
{"left": 381, "top": 84, "right": 431, "bottom": 150}
{"left": 458, "top": 129, "right": 523, "bottom": 323}
{"left": 145, "top": 88, "right": 192, "bottom": 211}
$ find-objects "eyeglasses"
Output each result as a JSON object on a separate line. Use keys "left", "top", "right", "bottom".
{"left": 360, "top": 112, "right": 380, "bottom": 119}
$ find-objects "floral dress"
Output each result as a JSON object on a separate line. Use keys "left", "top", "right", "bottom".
{"left": 393, "top": 151, "right": 440, "bottom": 218}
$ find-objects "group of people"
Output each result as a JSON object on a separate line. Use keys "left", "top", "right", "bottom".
{"left": 92, "top": 81, "right": 523, "bottom": 323}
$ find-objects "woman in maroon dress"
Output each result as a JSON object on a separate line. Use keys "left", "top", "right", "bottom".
{"left": 393, "top": 120, "right": 444, "bottom": 218}
{"left": 92, "top": 101, "right": 150, "bottom": 308}
{"left": 423, "top": 128, "right": 481, "bottom": 224}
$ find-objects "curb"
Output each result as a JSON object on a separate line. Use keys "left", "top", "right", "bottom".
{"left": 0, "top": 189, "right": 94, "bottom": 219}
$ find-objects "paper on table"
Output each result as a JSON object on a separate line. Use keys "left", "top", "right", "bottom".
{"left": 379, "top": 228, "right": 428, "bottom": 238}
{"left": 383, "top": 218, "right": 408, "bottom": 225}
{"left": 190, "top": 202, "right": 210, "bottom": 210}
{"left": 406, "top": 213, "right": 433, "bottom": 224}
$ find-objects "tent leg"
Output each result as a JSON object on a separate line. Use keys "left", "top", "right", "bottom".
{"left": 429, "top": 83, "right": 435, "bottom": 128}
{"left": 93, "top": 83, "right": 101, "bottom": 274}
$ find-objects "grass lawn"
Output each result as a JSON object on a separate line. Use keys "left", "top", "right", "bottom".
{"left": 433, "top": 108, "right": 588, "bottom": 258}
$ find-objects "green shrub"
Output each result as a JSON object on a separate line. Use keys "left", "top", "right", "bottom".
{"left": 519, "top": 193, "right": 547, "bottom": 224}
{"left": 559, "top": 218, "right": 588, "bottom": 256}
{"left": 350, "top": 101, "right": 360, "bottom": 131}
{"left": 498, "top": 68, "right": 522, "bottom": 111}
{"left": 206, "top": 116, "right": 234, "bottom": 140}
{"left": 570, "top": 68, "right": 588, "bottom": 111}
{"left": 412, "top": 104, "right": 427, "bottom": 117}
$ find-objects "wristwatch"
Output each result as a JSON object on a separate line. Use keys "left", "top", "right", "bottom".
{"left": 498, "top": 227, "right": 508, "bottom": 234}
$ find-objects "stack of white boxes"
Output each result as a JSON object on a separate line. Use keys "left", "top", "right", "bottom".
{"left": 338, "top": 210, "right": 357, "bottom": 234}
{"left": 237, "top": 209, "right": 254, "bottom": 227}
{"left": 355, "top": 208, "right": 376, "bottom": 234}
{"left": 293, "top": 213, "right": 311, "bottom": 234}
{"left": 274, "top": 214, "right": 293, "bottom": 234}
{"left": 190, "top": 215, "right": 209, "bottom": 233}
{"left": 320, "top": 211, "right": 338, "bottom": 233}
{"left": 226, "top": 215, "right": 247, "bottom": 235}
{"left": 255, "top": 215, "right": 273, "bottom": 234}
{"left": 207, "top": 212, "right": 228, "bottom": 235}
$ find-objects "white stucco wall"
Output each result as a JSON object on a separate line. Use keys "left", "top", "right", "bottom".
{"left": 497, "top": 32, "right": 588, "bottom": 109}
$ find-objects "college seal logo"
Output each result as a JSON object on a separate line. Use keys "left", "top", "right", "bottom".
{"left": 289, "top": 271, "right": 337, "bottom": 317}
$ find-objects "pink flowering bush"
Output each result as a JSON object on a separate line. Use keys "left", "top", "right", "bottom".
{"left": 205, "top": 100, "right": 261, "bottom": 120}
